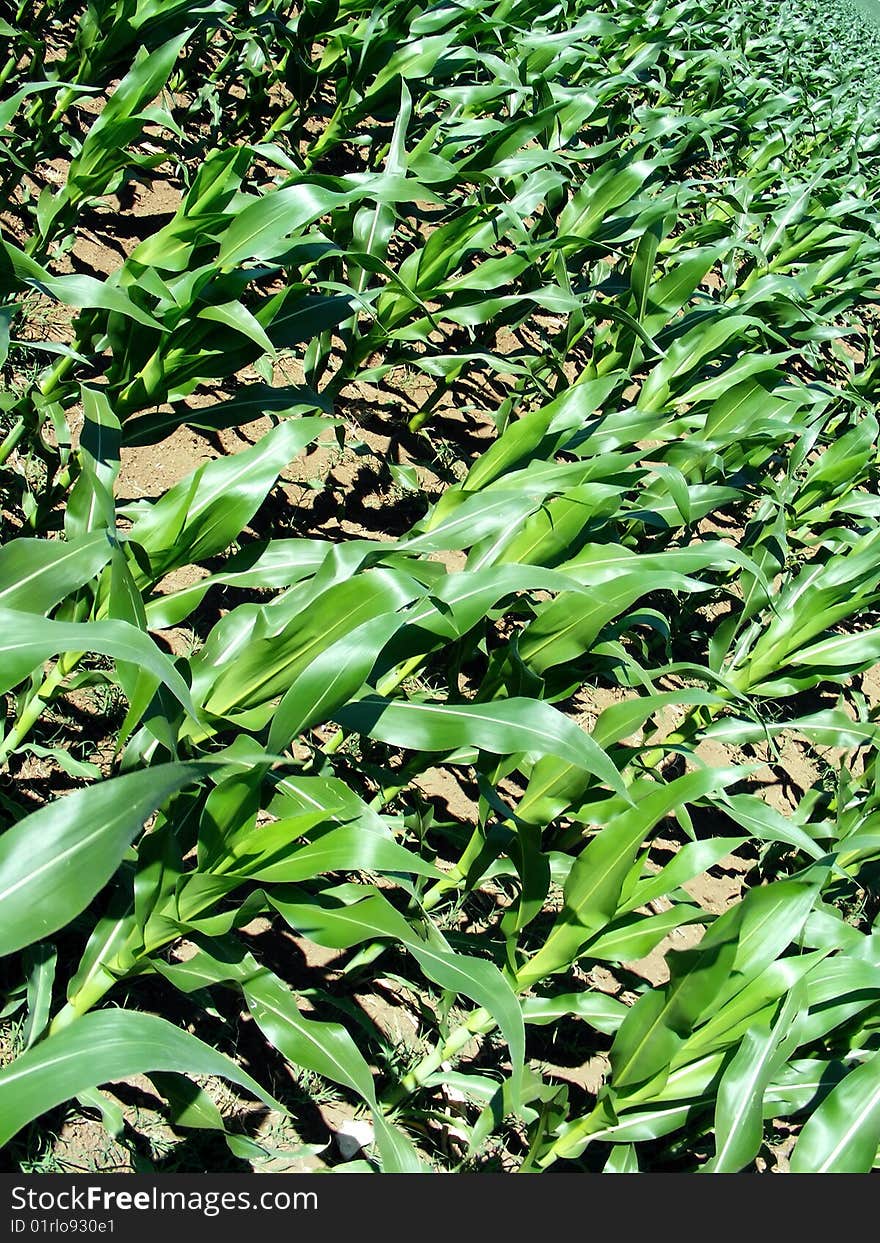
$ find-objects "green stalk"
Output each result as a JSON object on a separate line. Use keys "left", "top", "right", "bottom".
{"left": 419, "top": 823, "right": 489, "bottom": 909}
{"left": 0, "top": 360, "right": 76, "bottom": 451}
{"left": 0, "top": 417, "right": 28, "bottom": 467}
{"left": 0, "top": 651, "right": 82, "bottom": 768}
{"left": 49, "top": 969, "right": 124, "bottom": 1034}
{"left": 318, "top": 653, "right": 426, "bottom": 758}
{"left": 301, "top": 101, "right": 347, "bottom": 169}
{"left": 45, "top": 86, "right": 79, "bottom": 130}
{"left": 263, "top": 97, "right": 302, "bottom": 143}
{"left": 0, "top": 52, "right": 20, "bottom": 94}
{"left": 51, "top": 938, "right": 153, "bottom": 1035}
{"left": 386, "top": 1006, "right": 496, "bottom": 1107}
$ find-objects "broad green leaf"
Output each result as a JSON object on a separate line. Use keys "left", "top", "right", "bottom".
{"left": 0, "top": 1009, "right": 281, "bottom": 1148}
{"left": 214, "top": 823, "right": 443, "bottom": 884}
{"left": 519, "top": 768, "right": 741, "bottom": 984}
{"left": 21, "top": 943, "right": 57, "bottom": 1050}
{"left": 200, "top": 570, "right": 420, "bottom": 716}
{"left": 0, "top": 609, "right": 197, "bottom": 713}
{"left": 0, "top": 533, "right": 112, "bottom": 615}
{"left": 791, "top": 1051, "right": 880, "bottom": 1173}
{"left": 270, "top": 888, "right": 525, "bottom": 1090}
{"left": 705, "top": 985, "right": 803, "bottom": 1173}
{"left": 335, "top": 695, "right": 628, "bottom": 799}
{"left": 124, "top": 419, "right": 333, "bottom": 577}
{"left": 0, "top": 764, "right": 207, "bottom": 957}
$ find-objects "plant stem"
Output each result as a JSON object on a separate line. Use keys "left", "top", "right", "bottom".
{"left": 319, "top": 653, "right": 426, "bottom": 757}
{"left": 0, "top": 344, "right": 73, "bottom": 471}
{"left": 0, "top": 651, "right": 82, "bottom": 768}
{"left": 386, "top": 1006, "right": 495, "bottom": 1108}
{"left": 38, "top": 353, "right": 76, "bottom": 402}
{"left": 419, "top": 823, "right": 487, "bottom": 909}
{"left": 0, "top": 417, "right": 28, "bottom": 467}
{"left": 0, "top": 52, "right": 20, "bottom": 94}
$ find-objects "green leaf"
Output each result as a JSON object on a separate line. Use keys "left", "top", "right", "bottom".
{"left": 0, "top": 609, "right": 197, "bottom": 714}
{"left": 200, "top": 570, "right": 420, "bottom": 717}
{"left": 267, "top": 611, "right": 409, "bottom": 749}
{"left": 124, "top": 419, "right": 333, "bottom": 577}
{"left": 0, "top": 533, "right": 113, "bottom": 615}
{"left": 155, "top": 938, "right": 422, "bottom": 1170}
{"left": 705, "top": 985, "right": 803, "bottom": 1173}
{"left": 270, "top": 888, "right": 525, "bottom": 1091}
{"left": 21, "top": 943, "right": 57, "bottom": 1050}
{"left": 335, "top": 695, "right": 628, "bottom": 799}
{"left": 791, "top": 1050, "right": 880, "bottom": 1173}
{"left": 519, "top": 768, "right": 741, "bottom": 984}
{"left": 604, "top": 1144, "right": 639, "bottom": 1173}
{"left": 0, "top": 764, "right": 208, "bottom": 958}
{"left": 1, "top": 240, "right": 163, "bottom": 328}
{"left": 216, "top": 823, "right": 443, "bottom": 884}
{"left": 0, "top": 1009, "right": 281, "bottom": 1148}
{"left": 521, "top": 992, "right": 628, "bottom": 1036}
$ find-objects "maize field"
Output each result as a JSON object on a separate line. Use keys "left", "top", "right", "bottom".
{"left": 3, "top": 0, "right": 880, "bottom": 1174}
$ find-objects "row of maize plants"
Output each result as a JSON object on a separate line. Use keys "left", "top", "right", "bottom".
{"left": 3, "top": 0, "right": 880, "bottom": 1172}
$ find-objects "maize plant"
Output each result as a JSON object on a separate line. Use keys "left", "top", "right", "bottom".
{"left": 3, "top": 0, "right": 880, "bottom": 1174}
